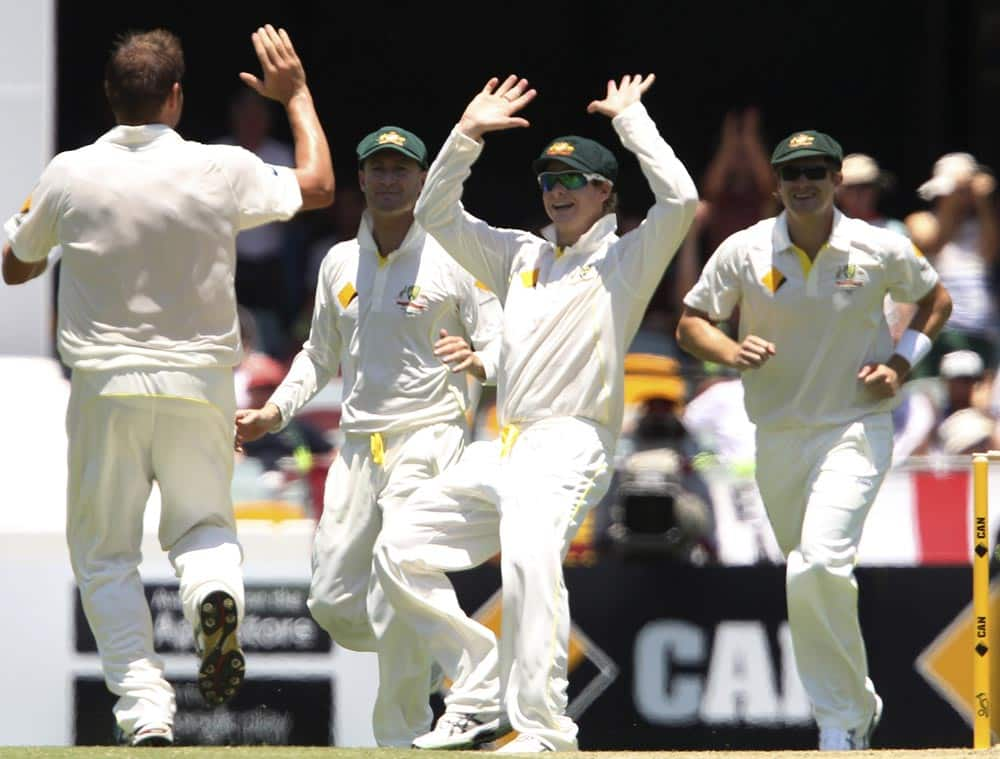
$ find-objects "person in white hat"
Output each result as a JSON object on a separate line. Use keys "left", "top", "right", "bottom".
{"left": 892, "top": 349, "right": 988, "bottom": 462}
{"left": 836, "top": 153, "right": 908, "bottom": 237}
{"left": 904, "top": 153, "right": 999, "bottom": 376}
{"left": 836, "top": 153, "right": 915, "bottom": 343}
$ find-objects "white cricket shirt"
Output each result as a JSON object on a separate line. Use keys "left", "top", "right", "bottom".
{"left": 4, "top": 124, "right": 302, "bottom": 372}
{"left": 414, "top": 102, "right": 698, "bottom": 438}
{"left": 268, "top": 214, "right": 502, "bottom": 435}
{"left": 683, "top": 210, "right": 940, "bottom": 430}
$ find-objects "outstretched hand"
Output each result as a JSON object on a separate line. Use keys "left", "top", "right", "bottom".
{"left": 239, "top": 24, "right": 307, "bottom": 105}
{"left": 587, "top": 74, "right": 655, "bottom": 119}
{"left": 457, "top": 75, "right": 537, "bottom": 141}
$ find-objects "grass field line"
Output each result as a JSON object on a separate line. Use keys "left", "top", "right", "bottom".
{"left": 1, "top": 749, "right": 999, "bottom": 758}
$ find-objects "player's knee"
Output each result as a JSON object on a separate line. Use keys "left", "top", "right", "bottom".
{"left": 787, "top": 546, "right": 856, "bottom": 595}
{"left": 306, "top": 593, "right": 374, "bottom": 649}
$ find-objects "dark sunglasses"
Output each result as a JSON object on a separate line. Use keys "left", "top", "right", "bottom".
{"left": 537, "top": 170, "right": 606, "bottom": 192}
{"left": 779, "top": 165, "right": 830, "bottom": 182}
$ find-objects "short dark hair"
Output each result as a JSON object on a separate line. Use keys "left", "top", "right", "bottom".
{"left": 104, "top": 29, "right": 185, "bottom": 124}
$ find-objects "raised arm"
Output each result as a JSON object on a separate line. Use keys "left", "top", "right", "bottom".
{"left": 593, "top": 75, "right": 698, "bottom": 300}
{"left": 457, "top": 75, "right": 537, "bottom": 142}
{"left": 414, "top": 76, "right": 540, "bottom": 302}
{"left": 240, "top": 25, "right": 333, "bottom": 210}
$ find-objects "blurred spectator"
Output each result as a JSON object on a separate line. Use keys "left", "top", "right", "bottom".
{"left": 294, "top": 185, "right": 366, "bottom": 343}
{"left": 935, "top": 350, "right": 997, "bottom": 454}
{"left": 894, "top": 349, "right": 995, "bottom": 461}
{"left": 905, "top": 153, "right": 999, "bottom": 375}
{"left": 233, "top": 305, "right": 262, "bottom": 408}
{"left": 937, "top": 407, "right": 996, "bottom": 456}
{"left": 835, "top": 153, "right": 908, "bottom": 235}
{"left": 699, "top": 107, "right": 779, "bottom": 252}
{"left": 836, "top": 153, "right": 915, "bottom": 343}
{"left": 682, "top": 365, "right": 783, "bottom": 564}
{"left": 671, "top": 108, "right": 777, "bottom": 328}
{"left": 218, "top": 89, "right": 301, "bottom": 357}
{"left": 234, "top": 352, "right": 334, "bottom": 516}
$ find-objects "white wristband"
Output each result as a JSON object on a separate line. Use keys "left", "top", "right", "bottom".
{"left": 893, "top": 328, "right": 933, "bottom": 368}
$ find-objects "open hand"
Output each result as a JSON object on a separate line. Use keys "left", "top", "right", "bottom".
{"left": 239, "top": 24, "right": 307, "bottom": 105}
{"left": 457, "top": 75, "right": 537, "bottom": 141}
{"left": 587, "top": 74, "right": 655, "bottom": 119}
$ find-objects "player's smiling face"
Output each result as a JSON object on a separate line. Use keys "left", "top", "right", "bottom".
{"left": 540, "top": 160, "right": 611, "bottom": 246}
{"left": 359, "top": 151, "right": 426, "bottom": 217}
{"left": 776, "top": 158, "right": 842, "bottom": 219}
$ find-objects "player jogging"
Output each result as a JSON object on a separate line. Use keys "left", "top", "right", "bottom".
{"left": 235, "top": 125, "right": 502, "bottom": 746}
{"left": 677, "top": 129, "right": 952, "bottom": 751}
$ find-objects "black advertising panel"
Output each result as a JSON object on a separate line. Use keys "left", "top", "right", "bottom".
{"left": 74, "top": 677, "right": 331, "bottom": 745}
{"left": 74, "top": 583, "right": 330, "bottom": 654}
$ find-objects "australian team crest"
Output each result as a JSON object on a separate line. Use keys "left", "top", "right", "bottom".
{"left": 834, "top": 263, "right": 866, "bottom": 288}
{"left": 395, "top": 284, "right": 428, "bottom": 315}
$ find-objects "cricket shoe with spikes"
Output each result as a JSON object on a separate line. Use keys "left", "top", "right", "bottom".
{"left": 195, "top": 590, "right": 245, "bottom": 707}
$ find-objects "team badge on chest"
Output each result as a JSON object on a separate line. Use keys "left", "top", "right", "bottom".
{"left": 395, "top": 284, "right": 428, "bottom": 315}
{"left": 834, "top": 263, "right": 867, "bottom": 289}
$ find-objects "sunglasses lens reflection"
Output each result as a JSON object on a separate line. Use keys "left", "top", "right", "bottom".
{"left": 539, "top": 172, "right": 589, "bottom": 191}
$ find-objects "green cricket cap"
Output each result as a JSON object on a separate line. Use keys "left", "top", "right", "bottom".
{"left": 356, "top": 125, "right": 428, "bottom": 168}
{"left": 532, "top": 135, "right": 618, "bottom": 183}
{"left": 770, "top": 130, "right": 843, "bottom": 168}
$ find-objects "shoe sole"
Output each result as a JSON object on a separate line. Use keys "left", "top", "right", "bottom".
{"left": 197, "top": 590, "right": 244, "bottom": 708}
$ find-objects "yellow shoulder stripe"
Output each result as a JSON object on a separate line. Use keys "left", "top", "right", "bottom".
{"left": 520, "top": 268, "right": 540, "bottom": 288}
{"left": 475, "top": 280, "right": 491, "bottom": 292}
{"left": 337, "top": 283, "right": 357, "bottom": 309}
{"left": 20, "top": 193, "right": 31, "bottom": 214}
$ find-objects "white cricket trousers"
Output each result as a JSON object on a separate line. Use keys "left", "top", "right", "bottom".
{"left": 66, "top": 370, "right": 244, "bottom": 736}
{"left": 306, "top": 421, "right": 465, "bottom": 746}
{"left": 373, "top": 416, "right": 613, "bottom": 751}
{"left": 755, "top": 413, "right": 892, "bottom": 732}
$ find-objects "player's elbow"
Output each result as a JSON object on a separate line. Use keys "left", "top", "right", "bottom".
{"left": 2, "top": 248, "right": 40, "bottom": 285}
{"left": 297, "top": 171, "right": 335, "bottom": 211}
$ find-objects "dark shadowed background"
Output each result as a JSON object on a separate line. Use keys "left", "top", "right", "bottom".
{"left": 56, "top": 1, "right": 998, "bottom": 229}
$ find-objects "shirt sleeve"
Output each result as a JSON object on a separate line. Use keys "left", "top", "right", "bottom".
{"left": 267, "top": 254, "right": 342, "bottom": 429}
{"left": 414, "top": 128, "right": 536, "bottom": 304}
{"left": 885, "top": 235, "right": 939, "bottom": 303}
{"left": 457, "top": 274, "right": 503, "bottom": 386}
{"left": 682, "top": 233, "right": 745, "bottom": 321}
{"left": 607, "top": 102, "right": 699, "bottom": 303}
{"left": 3, "top": 159, "right": 66, "bottom": 263}
{"left": 217, "top": 145, "right": 303, "bottom": 232}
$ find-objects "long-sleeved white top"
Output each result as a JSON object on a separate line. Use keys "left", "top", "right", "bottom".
{"left": 268, "top": 213, "right": 502, "bottom": 435}
{"left": 413, "top": 102, "right": 697, "bottom": 438}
